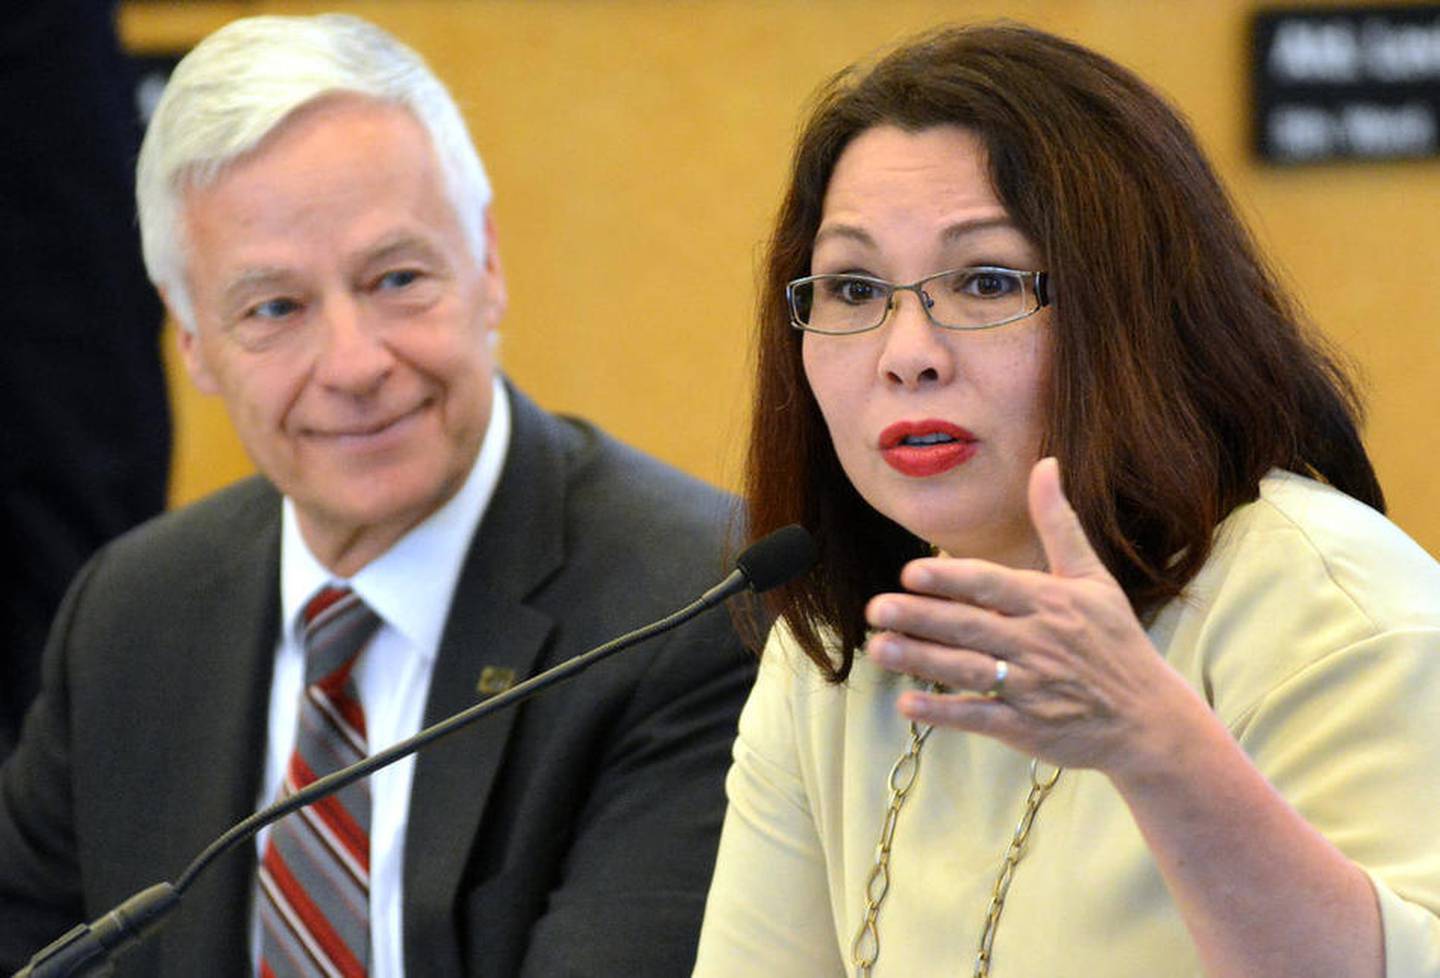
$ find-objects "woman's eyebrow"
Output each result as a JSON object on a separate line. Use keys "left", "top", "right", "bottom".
{"left": 812, "top": 223, "right": 876, "bottom": 249}
{"left": 940, "top": 216, "right": 1018, "bottom": 243}
{"left": 813, "top": 215, "right": 1019, "bottom": 251}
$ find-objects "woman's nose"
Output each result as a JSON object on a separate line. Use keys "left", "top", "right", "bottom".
{"left": 876, "top": 288, "right": 955, "bottom": 389}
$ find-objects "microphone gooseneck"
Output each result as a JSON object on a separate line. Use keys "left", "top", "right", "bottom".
{"left": 12, "top": 525, "right": 817, "bottom": 978}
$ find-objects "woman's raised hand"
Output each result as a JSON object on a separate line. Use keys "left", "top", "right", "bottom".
{"left": 865, "top": 457, "right": 1208, "bottom": 776}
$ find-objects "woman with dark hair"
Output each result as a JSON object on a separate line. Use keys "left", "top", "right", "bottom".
{"left": 693, "top": 23, "right": 1440, "bottom": 978}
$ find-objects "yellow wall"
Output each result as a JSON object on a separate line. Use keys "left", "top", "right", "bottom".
{"left": 121, "top": 0, "right": 1440, "bottom": 557}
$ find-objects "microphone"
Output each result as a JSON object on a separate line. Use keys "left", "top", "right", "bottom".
{"left": 701, "top": 523, "right": 817, "bottom": 604}
{"left": 12, "top": 525, "right": 817, "bottom": 978}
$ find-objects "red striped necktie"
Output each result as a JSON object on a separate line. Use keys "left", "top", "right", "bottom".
{"left": 258, "top": 586, "right": 381, "bottom": 978}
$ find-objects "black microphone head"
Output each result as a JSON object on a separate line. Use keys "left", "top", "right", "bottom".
{"left": 735, "top": 525, "right": 817, "bottom": 594}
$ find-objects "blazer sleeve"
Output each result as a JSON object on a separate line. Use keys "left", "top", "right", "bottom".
{"left": 514, "top": 610, "right": 756, "bottom": 978}
{"left": 1228, "top": 627, "right": 1440, "bottom": 977}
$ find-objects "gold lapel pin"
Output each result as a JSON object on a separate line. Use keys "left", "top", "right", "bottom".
{"left": 476, "top": 665, "right": 517, "bottom": 696}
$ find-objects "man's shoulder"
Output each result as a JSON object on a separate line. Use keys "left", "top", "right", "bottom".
{"left": 43, "top": 476, "right": 280, "bottom": 661}
{"left": 502, "top": 393, "right": 742, "bottom": 610}
{"left": 97, "top": 475, "right": 280, "bottom": 574}
{"left": 549, "top": 412, "right": 739, "bottom": 570}
{"left": 507, "top": 387, "right": 739, "bottom": 548}
{"left": 558, "top": 414, "right": 735, "bottom": 526}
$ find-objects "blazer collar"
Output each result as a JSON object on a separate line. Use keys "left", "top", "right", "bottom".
{"left": 402, "top": 382, "right": 570, "bottom": 976}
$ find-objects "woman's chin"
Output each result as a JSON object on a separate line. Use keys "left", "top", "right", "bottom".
{"left": 894, "top": 516, "right": 1042, "bottom": 570}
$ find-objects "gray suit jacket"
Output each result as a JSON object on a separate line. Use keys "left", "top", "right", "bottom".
{"left": 0, "top": 386, "right": 753, "bottom": 977}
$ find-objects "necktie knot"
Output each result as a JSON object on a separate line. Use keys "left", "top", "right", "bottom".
{"left": 302, "top": 586, "right": 381, "bottom": 687}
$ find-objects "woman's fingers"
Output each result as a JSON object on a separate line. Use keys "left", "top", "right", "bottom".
{"left": 867, "top": 589, "right": 1024, "bottom": 655}
{"left": 1028, "top": 456, "right": 1110, "bottom": 581}
{"left": 862, "top": 461, "right": 1175, "bottom": 770}
{"left": 867, "top": 631, "right": 1019, "bottom": 695}
{"left": 886, "top": 459, "right": 1114, "bottom": 617}
{"left": 896, "top": 687, "right": 1025, "bottom": 736}
{"left": 893, "top": 558, "right": 1040, "bottom": 616}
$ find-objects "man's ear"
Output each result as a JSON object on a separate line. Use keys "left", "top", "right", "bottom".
{"left": 166, "top": 290, "right": 221, "bottom": 395}
{"left": 479, "top": 210, "right": 507, "bottom": 330}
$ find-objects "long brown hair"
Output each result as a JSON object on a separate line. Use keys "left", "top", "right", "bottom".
{"left": 746, "top": 23, "right": 1383, "bottom": 681}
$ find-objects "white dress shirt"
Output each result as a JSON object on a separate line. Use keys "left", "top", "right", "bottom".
{"left": 253, "top": 376, "right": 511, "bottom": 978}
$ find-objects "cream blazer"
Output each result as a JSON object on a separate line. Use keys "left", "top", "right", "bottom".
{"left": 695, "top": 471, "right": 1440, "bottom": 977}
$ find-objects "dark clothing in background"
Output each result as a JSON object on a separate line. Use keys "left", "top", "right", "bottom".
{"left": 0, "top": 0, "right": 171, "bottom": 759}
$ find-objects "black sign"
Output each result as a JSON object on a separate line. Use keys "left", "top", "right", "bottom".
{"left": 1252, "top": 5, "right": 1440, "bottom": 163}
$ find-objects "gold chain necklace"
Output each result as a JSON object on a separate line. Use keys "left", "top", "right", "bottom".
{"left": 850, "top": 712, "right": 1063, "bottom": 978}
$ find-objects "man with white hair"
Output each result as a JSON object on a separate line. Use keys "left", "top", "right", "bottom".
{"left": 0, "top": 14, "right": 751, "bottom": 978}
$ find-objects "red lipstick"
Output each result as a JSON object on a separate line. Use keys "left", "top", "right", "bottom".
{"left": 878, "top": 419, "right": 977, "bottom": 477}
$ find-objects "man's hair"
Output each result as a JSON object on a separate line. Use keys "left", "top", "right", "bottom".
{"left": 746, "top": 22, "right": 1384, "bottom": 680}
{"left": 136, "top": 13, "right": 492, "bottom": 332}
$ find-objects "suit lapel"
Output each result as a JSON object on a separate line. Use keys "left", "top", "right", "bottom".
{"left": 158, "top": 485, "right": 283, "bottom": 977}
{"left": 403, "top": 386, "right": 567, "bottom": 976}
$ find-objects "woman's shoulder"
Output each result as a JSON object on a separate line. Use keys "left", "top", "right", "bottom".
{"left": 750, "top": 618, "right": 912, "bottom": 760}
{"left": 1154, "top": 469, "right": 1440, "bottom": 722}
{"left": 755, "top": 620, "right": 895, "bottom": 708}
{"left": 1231, "top": 470, "right": 1440, "bottom": 629}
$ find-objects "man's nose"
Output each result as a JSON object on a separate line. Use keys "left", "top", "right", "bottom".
{"left": 314, "top": 299, "right": 393, "bottom": 394}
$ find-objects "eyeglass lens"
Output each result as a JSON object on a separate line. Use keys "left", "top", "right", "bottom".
{"left": 793, "top": 268, "right": 1034, "bottom": 332}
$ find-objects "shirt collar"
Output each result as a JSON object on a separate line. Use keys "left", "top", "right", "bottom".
{"left": 280, "top": 375, "right": 512, "bottom": 661}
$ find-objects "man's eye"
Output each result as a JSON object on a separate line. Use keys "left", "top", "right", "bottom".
{"left": 827, "top": 277, "right": 884, "bottom": 305}
{"left": 248, "top": 297, "right": 300, "bottom": 320}
{"left": 377, "top": 269, "right": 420, "bottom": 290}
